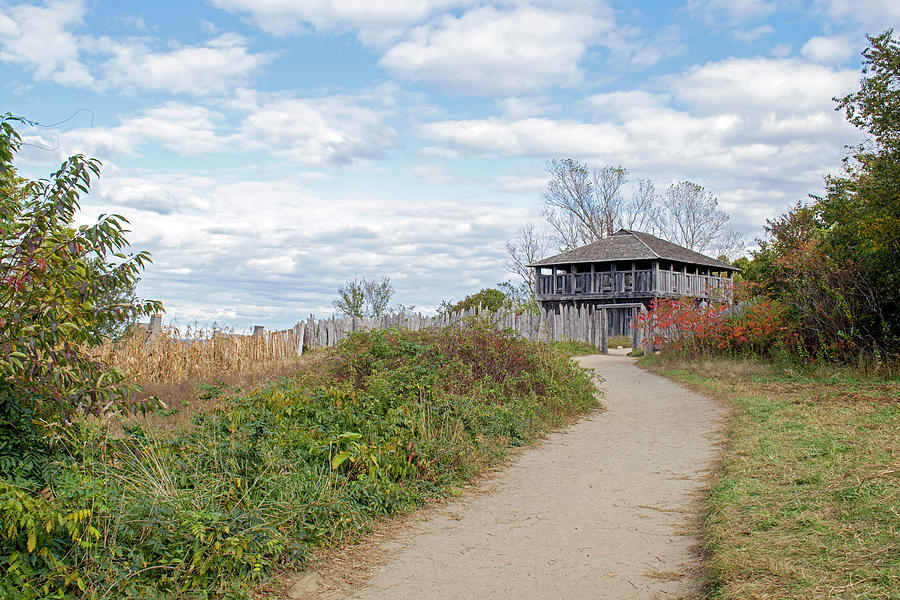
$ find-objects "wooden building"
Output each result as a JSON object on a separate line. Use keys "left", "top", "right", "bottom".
{"left": 530, "top": 229, "right": 739, "bottom": 337}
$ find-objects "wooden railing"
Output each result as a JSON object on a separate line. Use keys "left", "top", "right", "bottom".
{"left": 536, "top": 270, "right": 732, "bottom": 302}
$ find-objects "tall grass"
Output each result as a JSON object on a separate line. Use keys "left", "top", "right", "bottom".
{"left": 95, "top": 326, "right": 304, "bottom": 384}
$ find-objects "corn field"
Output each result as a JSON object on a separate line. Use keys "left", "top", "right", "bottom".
{"left": 98, "top": 304, "right": 647, "bottom": 384}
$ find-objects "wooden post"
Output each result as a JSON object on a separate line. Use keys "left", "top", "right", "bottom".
{"left": 652, "top": 260, "right": 659, "bottom": 296}
{"left": 638, "top": 304, "right": 650, "bottom": 354}
{"left": 149, "top": 314, "right": 163, "bottom": 337}
{"left": 631, "top": 306, "right": 641, "bottom": 349}
{"left": 600, "top": 308, "right": 608, "bottom": 354}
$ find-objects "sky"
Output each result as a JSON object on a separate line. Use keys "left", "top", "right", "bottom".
{"left": 1, "top": 0, "right": 896, "bottom": 329}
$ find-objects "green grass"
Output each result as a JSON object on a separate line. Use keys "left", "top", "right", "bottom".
{"left": 0, "top": 322, "right": 599, "bottom": 599}
{"left": 647, "top": 356, "right": 900, "bottom": 599}
{"left": 607, "top": 335, "right": 632, "bottom": 348}
{"left": 549, "top": 339, "right": 599, "bottom": 356}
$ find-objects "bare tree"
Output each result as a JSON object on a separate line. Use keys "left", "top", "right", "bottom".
{"left": 539, "top": 158, "right": 743, "bottom": 258}
{"left": 592, "top": 165, "right": 628, "bottom": 235}
{"left": 654, "top": 181, "right": 744, "bottom": 257}
{"left": 504, "top": 222, "right": 552, "bottom": 294}
{"left": 541, "top": 158, "right": 598, "bottom": 248}
{"left": 623, "top": 178, "right": 659, "bottom": 233}
{"left": 541, "top": 159, "right": 644, "bottom": 247}
{"left": 541, "top": 204, "right": 590, "bottom": 250}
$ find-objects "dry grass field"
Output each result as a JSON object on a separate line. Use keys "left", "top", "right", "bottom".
{"left": 95, "top": 327, "right": 312, "bottom": 431}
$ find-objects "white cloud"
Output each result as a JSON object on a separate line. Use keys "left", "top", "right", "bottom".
{"left": 409, "top": 162, "right": 456, "bottom": 185}
{"left": 92, "top": 173, "right": 212, "bottom": 215}
{"left": 621, "top": 25, "right": 686, "bottom": 69}
{"left": 815, "top": 0, "right": 900, "bottom": 28}
{"left": 123, "top": 104, "right": 233, "bottom": 155}
{"left": 489, "top": 175, "right": 547, "bottom": 194}
{"left": 97, "top": 33, "right": 272, "bottom": 96}
{"left": 732, "top": 24, "right": 774, "bottom": 43}
{"left": 770, "top": 42, "right": 792, "bottom": 57}
{"left": 800, "top": 36, "right": 856, "bottom": 64}
{"left": 30, "top": 103, "right": 233, "bottom": 159}
{"left": 0, "top": 0, "right": 93, "bottom": 86}
{"left": 0, "top": 2, "right": 268, "bottom": 96}
{"left": 499, "top": 97, "right": 551, "bottom": 119}
{"left": 238, "top": 95, "right": 398, "bottom": 166}
{"left": 586, "top": 90, "right": 669, "bottom": 121}
{"left": 688, "top": 0, "right": 777, "bottom": 23}
{"left": 209, "top": 0, "right": 474, "bottom": 37}
{"left": 418, "top": 56, "right": 861, "bottom": 233}
{"left": 83, "top": 174, "right": 530, "bottom": 326}
{"left": 673, "top": 57, "right": 858, "bottom": 114}
{"left": 420, "top": 117, "right": 628, "bottom": 158}
{"left": 380, "top": 5, "right": 608, "bottom": 94}
{"left": 20, "top": 90, "right": 394, "bottom": 168}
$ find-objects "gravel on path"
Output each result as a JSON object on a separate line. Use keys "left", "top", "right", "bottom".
{"left": 294, "top": 352, "right": 726, "bottom": 600}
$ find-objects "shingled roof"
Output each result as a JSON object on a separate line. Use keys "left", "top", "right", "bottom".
{"left": 529, "top": 229, "right": 739, "bottom": 271}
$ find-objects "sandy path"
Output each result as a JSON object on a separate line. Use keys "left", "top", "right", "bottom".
{"left": 297, "top": 352, "right": 726, "bottom": 600}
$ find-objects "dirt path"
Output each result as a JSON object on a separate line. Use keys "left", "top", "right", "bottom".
{"left": 294, "top": 352, "right": 726, "bottom": 599}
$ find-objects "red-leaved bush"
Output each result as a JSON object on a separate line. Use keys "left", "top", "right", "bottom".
{"left": 636, "top": 297, "right": 797, "bottom": 357}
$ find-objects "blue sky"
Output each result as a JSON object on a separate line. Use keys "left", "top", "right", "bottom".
{"left": 1, "top": 0, "right": 895, "bottom": 329}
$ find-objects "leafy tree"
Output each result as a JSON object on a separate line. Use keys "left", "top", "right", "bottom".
{"left": 451, "top": 288, "right": 508, "bottom": 313}
{"left": 749, "top": 202, "right": 858, "bottom": 351}
{"left": 333, "top": 277, "right": 366, "bottom": 317}
{"left": 89, "top": 256, "right": 141, "bottom": 339}
{"left": 332, "top": 275, "right": 395, "bottom": 318}
{"left": 750, "top": 31, "right": 899, "bottom": 355}
{"left": 0, "top": 114, "right": 162, "bottom": 419}
{"left": 823, "top": 29, "right": 899, "bottom": 351}
{"left": 364, "top": 276, "right": 394, "bottom": 317}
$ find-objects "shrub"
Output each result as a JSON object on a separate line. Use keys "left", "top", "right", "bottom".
{"left": 0, "top": 115, "right": 161, "bottom": 420}
{"left": 637, "top": 297, "right": 797, "bottom": 359}
{"left": 0, "top": 323, "right": 598, "bottom": 598}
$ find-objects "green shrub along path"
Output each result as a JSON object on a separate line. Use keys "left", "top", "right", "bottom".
{"left": 293, "top": 350, "right": 726, "bottom": 600}
{"left": 0, "top": 322, "right": 597, "bottom": 599}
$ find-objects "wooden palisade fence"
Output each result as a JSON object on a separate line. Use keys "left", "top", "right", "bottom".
{"left": 102, "top": 305, "right": 648, "bottom": 384}
{"left": 288, "top": 303, "right": 646, "bottom": 356}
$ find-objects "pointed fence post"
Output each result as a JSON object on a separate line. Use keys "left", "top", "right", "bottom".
{"left": 295, "top": 322, "right": 305, "bottom": 356}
